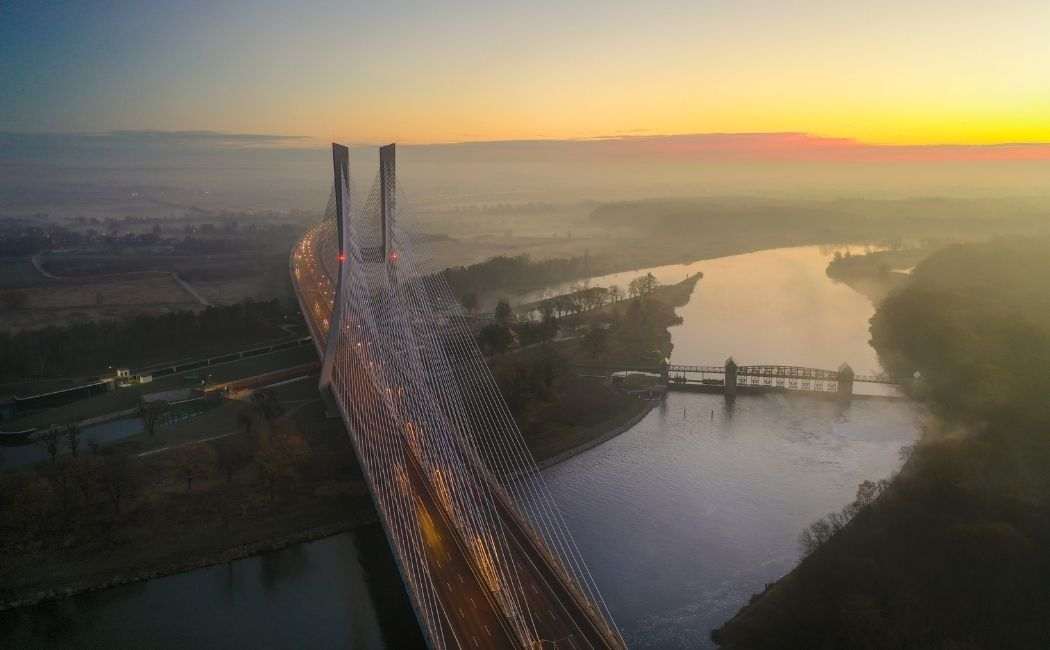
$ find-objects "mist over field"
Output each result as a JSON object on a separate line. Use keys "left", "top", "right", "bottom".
{"left": 3, "top": 131, "right": 1050, "bottom": 222}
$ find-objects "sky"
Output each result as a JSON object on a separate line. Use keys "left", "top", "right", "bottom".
{"left": 2, "top": 0, "right": 1049, "bottom": 150}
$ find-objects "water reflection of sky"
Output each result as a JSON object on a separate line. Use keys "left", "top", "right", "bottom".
{"left": 541, "top": 391, "right": 923, "bottom": 650}
{"left": 521, "top": 245, "right": 890, "bottom": 375}
{"left": 532, "top": 246, "right": 922, "bottom": 648}
{"left": 0, "top": 526, "right": 423, "bottom": 649}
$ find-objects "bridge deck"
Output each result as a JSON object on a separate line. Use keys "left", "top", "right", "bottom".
{"left": 293, "top": 221, "right": 617, "bottom": 648}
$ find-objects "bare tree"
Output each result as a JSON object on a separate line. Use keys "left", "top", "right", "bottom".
{"left": 38, "top": 427, "right": 62, "bottom": 463}
{"left": 237, "top": 408, "right": 254, "bottom": 436}
{"left": 255, "top": 433, "right": 308, "bottom": 505}
{"left": 250, "top": 390, "right": 283, "bottom": 424}
{"left": 140, "top": 400, "right": 169, "bottom": 437}
{"left": 97, "top": 454, "right": 137, "bottom": 515}
{"left": 494, "top": 299, "right": 514, "bottom": 327}
{"left": 46, "top": 458, "right": 81, "bottom": 526}
{"left": 214, "top": 437, "right": 252, "bottom": 483}
{"left": 64, "top": 423, "right": 81, "bottom": 458}
{"left": 461, "top": 292, "right": 479, "bottom": 314}
{"left": 13, "top": 477, "right": 55, "bottom": 535}
{"left": 172, "top": 444, "right": 214, "bottom": 493}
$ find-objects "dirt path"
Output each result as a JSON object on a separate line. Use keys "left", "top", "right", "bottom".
{"left": 30, "top": 251, "right": 211, "bottom": 307}
{"left": 30, "top": 253, "right": 59, "bottom": 280}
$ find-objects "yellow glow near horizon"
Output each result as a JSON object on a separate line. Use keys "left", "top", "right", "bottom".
{"left": 10, "top": 2, "right": 1048, "bottom": 148}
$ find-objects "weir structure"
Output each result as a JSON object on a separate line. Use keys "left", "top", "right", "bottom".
{"left": 592, "top": 360, "right": 900, "bottom": 400}
{"left": 291, "top": 144, "right": 625, "bottom": 649}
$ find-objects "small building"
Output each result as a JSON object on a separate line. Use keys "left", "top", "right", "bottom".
{"left": 115, "top": 368, "right": 152, "bottom": 388}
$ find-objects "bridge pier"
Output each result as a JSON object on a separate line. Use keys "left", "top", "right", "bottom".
{"left": 837, "top": 362, "right": 854, "bottom": 401}
{"left": 724, "top": 357, "right": 738, "bottom": 399}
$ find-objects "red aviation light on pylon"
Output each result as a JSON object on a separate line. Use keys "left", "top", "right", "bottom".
{"left": 388, "top": 250, "right": 399, "bottom": 263}
{"left": 337, "top": 252, "right": 347, "bottom": 263}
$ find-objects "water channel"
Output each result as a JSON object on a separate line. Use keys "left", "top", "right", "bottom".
{"left": 2, "top": 245, "right": 924, "bottom": 648}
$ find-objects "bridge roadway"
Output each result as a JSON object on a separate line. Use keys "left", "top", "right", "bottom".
{"left": 292, "top": 223, "right": 618, "bottom": 649}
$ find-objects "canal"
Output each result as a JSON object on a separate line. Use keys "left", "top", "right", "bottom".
{"left": 1, "top": 245, "right": 923, "bottom": 649}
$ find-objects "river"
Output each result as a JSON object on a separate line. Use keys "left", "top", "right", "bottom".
{"left": 1, "top": 245, "right": 923, "bottom": 649}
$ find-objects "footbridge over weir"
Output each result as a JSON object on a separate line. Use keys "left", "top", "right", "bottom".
{"left": 585, "top": 358, "right": 906, "bottom": 400}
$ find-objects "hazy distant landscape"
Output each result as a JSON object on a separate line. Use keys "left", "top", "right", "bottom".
{"left": 4, "top": 2, "right": 1050, "bottom": 648}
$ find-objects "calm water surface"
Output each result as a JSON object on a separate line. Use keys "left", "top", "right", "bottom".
{"left": 0, "top": 524, "right": 424, "bottom": 649}
{"left": 3, "top": 245, "right": 922, "bottom": 649}
{"left": 537, "top": 245, "right": 922, "bottom": 648}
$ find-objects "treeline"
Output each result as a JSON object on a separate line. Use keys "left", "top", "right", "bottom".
{"left": 0, "top": 392, "right": 336, "bottom": 608}
{"left": 0, "top": 220, "right": 303, "bottom": 257}
{"left": 714, "top": 238, "right": 1050, "bottom": 649}
{"left": 825, "top": 249, "right": 894, "bottom": 279}
{"left": 444, "top": 254, "right": 594, "bottom": 299}
{"left": 591, "top": 197, "right": 1050, "bottom": 243}
{"left": 0, "top": 300, "right": 288, "bottom": 381}
{"left": 871, "top": 238, "right": 1050, "bottom": 423}
{"left": 0, "top": 225, "right": 82, "bottom": 256}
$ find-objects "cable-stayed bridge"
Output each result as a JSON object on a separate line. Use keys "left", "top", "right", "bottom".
{"left": 290, "top": 144, "right": 625, "bottom": 649}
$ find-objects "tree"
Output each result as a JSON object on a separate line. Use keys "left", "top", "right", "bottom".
{"left": 140, "top": 400, "right": 168, "bottom": 437}
{"left": 172, "top": 444, "right": 214, "bottom": 493}
{"left": 639, "top": 273, "right": 659, "bottom": 296}
{"left": 12, "top": 477, "right": 54, "bottom": 534}
{"left": 46, "top": 458, "right": 82, "bottom": 525}
{"left": 478, "top": 324, "right": 514, "bottom": 355}
{"left": 855, "top": 479, "right": 882, "bottom": 508}
{"left": 237, "top": 408, "right": 255, "bottom": 436}
{"left": 250, "top": 389, "right": 283, "bottom": 423}
{"left": 96, "top": 453, "right": 137, "bottom": 515}
{"left": 627, "top": 277, "right": 641, "bottom": 299}
{"left": 255, "top": 433, "right": 308, "bottom": 504}
{"left": 494, "top": 299, "right": 514, "bottom": 327}
{"left": 535, "top": 345, "right": 566, "bottom": 391}
{"left": 539, "top": 303, "right": 558, "bottom": 341}
{"left": 583, "top": 325, "right": 609, "bottom": 359}
{"left": 628, "top": 273, "right": 659, "bottom": 299}
{"left": 214, "top": 437, "right": 253, "bottom": 483}
{"left": 38, "top": 427, "right": 62, "bottom": 463}
{"left": 64, "top": 423, "right": 81, "bottom": 458}
{"left": 461, "top": 292, "right": 479, "bottom": 314}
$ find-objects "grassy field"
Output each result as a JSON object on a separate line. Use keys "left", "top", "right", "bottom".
{"left": 0, "top": 258, "right": 50, "bottom": 289}
{"left": 0, "top": 275, "right": 202, "bottom": 332}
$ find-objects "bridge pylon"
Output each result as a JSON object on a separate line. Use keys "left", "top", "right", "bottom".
{"left": 319, "top": 143, "right": 350, "bottom": 391}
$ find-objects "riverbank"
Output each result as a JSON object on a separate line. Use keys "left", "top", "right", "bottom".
{"left": 0, "top": 274, "right": 699, "bottom": 614}
{"left": 0, "top": 379, "right": 378, "bottom": 611}
{"left": 535, "top": 396, "right": 657, "bottom": 470}
{"left": 714, "top": 238, "right": 1050, "bottom": 649}
{"left": 0, "top": 515, "right": 376, "bottom": 612}
{"left": 492, "top": 273, "right": 700, "bottom": 463}
{"left": 824, "top": 246, "right": 936, "bottom": 304}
